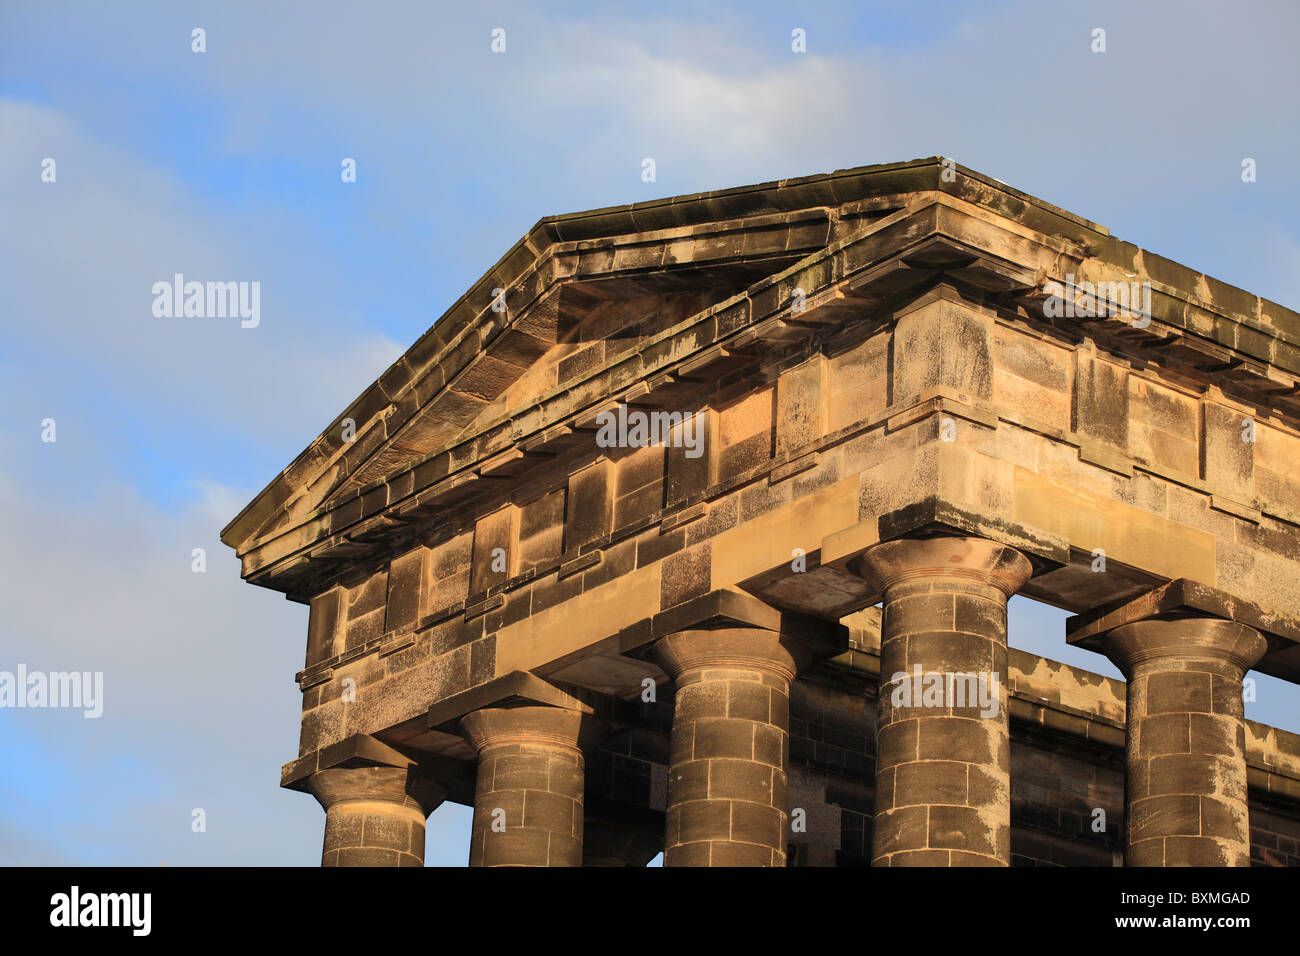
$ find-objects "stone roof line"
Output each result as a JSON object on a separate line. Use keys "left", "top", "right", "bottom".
{"left": 221, "top": 158, "right": 1300, "bottom": 613}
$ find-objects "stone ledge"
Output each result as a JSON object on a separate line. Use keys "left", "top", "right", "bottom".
{"left": 1248, "top": 767, "right": 1300, "bottom": 802}
{"left": 769, "top": 453, "right": 819, "bottom": 485}
{"left": 1077, "top": 438, "right": 1134, "bottom": 478}
{"left": 282, "top": 733, "right": 429, "bottom": 790}
{"left": 426, "top": 670, "right": 595, "bottom": 732}
{"left": 464, "top": 594, "right": 505, "bottom": 621}
{"left": 1066, "top": 577, "right": 1300, "bottom": 648}
{"left": 377, "top": 634, "right": 416, "bottom": 659}
{"left": 648, "top": 588, "right": 848, "bottom": 660}
{"left": 1211, "top": 495, "right": 1262, "bottom": 523}
{"left": 822, "top": 495, "right": 1071, "bottom": 582}
{"left": 660, "top": 502, "right": 707, "bottom": 533}
{"left": 558, "top": 550, "right": 602, "bottom": 579}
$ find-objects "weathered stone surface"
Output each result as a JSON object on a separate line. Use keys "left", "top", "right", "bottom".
{"left": 857, "top": 536, "right": 1032, "bottom": 866}
{"left": 651, "top": 627, "right": 799, "bottom": 866}
{"left": 1100, "top": 617, "right": 1268, "bottom": 866}
{"left": 462, "top": 705, "right": 588, "bottom": 867}
{"left": 304, "top": 762, "right": 445, "bottom": 867}
{"left": 892, "top": 287, "right": 994, "bottom": 403}
{"left": 227, "top": 159, "right": 1300, "bottom": 866}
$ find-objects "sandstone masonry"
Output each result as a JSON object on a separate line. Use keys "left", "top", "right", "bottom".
{"left": 224, "top": 158, "right": 1300, "bottom": 866}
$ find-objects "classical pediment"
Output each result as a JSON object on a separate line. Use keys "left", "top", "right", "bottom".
{"left": 230, "top": 158, "right": 1300, "bottom": 871}
{"left": 221, "top": 157, "right": 1300, "bottom": 609}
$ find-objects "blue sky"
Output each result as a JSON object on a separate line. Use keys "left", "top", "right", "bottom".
{"left": 1, "top": 0, "right": 1297, "bottom": 866}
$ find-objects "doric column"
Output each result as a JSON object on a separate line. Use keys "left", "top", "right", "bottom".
{"left": 1102, "top": 618, "right": 1267, "bottom": 866}
{"left": 649, "top": 627, "right": 800, "bottom": 866}
{"left": 461, "top": 705, "right": 587, "bottom": 867}
{"left": 305, "top": 764, "right": 445, "bottom": 866}
{"left": 856, "top": 536, "right": 1033, "bottom": 866}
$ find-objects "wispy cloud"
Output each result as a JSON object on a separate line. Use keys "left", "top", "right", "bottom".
{"left": 2, "top": 0, "right": 1296, "bottom": 865}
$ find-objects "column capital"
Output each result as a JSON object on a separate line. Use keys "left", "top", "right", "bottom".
{"left": 1098, "top": 614, "right": 1266, "bottom": 867}
{"left": 460, "top": 703, "right": 596, "bottom": 755}
{"left": 650, "top": 626, "right": 804, "bottom": 684}
{"left": 462, "top": 703, "right": 590, "bottom": 866}
{"left": 652, "top": 625, "right": 798, "bottom": 866}
{"left": 1102, "top": 617, "right": 1268, "bottom": 679}
{"left": 1067, "top": 578, "right": 1288, "bottom": 677}
{"left": 304, "top": 763, "right": 446, "bottom": 817}
{"left": 854, "top": 535, "right": 1033, "bottom": 597}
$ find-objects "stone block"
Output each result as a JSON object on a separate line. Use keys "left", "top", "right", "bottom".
{"left": 891, "top": 287, "right": 994, "bottom": 402}
{"left": 567, "top": 461, "right": 613, "bottom": 550}
{"left": 1072, "top": 349, "right": 1129, "bottom": 451}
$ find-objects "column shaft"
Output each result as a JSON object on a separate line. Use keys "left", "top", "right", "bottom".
{"left": 1104, "top": 618, "right": 1267, "bottom": 866}
{"left": 462, "top": 705, "right": 586, "bottom": 867}
{"left": 651, "top": 627, "right": 796, "bottom": 866}
{"left": 859, "top": 536, "right": 1032, "bottom": 866}
{"left": 306, "top": 765, "right": 443, "bottom": 867}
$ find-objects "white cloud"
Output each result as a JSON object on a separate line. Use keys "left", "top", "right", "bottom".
{"left": 2, "top": 0, "right": 1297, "bottom": 866}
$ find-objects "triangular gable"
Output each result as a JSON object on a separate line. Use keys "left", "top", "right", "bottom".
{"left": 222, "top": 157, "right": 1300, "bottom": 600}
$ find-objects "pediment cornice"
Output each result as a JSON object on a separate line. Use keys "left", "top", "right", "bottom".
{"left": 222, "top": 160, "right": 1300, "bottom": 600}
